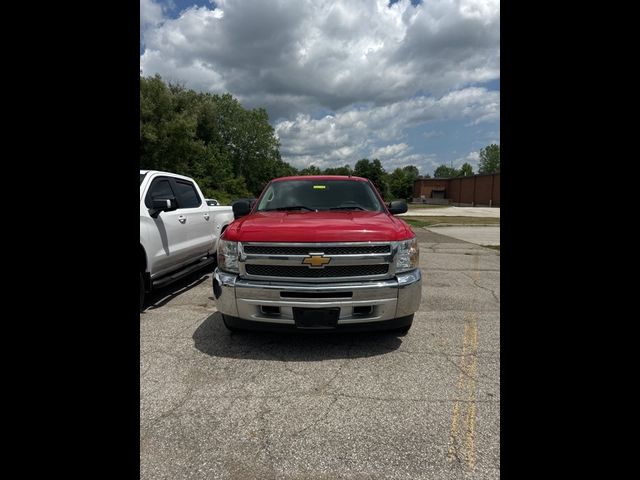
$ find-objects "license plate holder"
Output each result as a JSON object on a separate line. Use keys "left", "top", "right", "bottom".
{"left": 293, "top": 307, "right": 340, "bottom": 329}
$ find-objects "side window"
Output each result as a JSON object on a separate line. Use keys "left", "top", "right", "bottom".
{"left": 173, "top": 180, "right": 202, "bottom": 209}
{"left": 145, "top": 178, "right": 175, "bottom": 209}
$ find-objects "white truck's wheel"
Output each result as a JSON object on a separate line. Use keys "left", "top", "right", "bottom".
{"left": 140, "top": 272, "right": 145, "bottom": 312}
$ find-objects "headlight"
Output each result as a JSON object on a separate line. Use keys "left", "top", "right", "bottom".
{"left": 395, "top": 237, "right": 419, "bottom": 273}
{"left": 217, "top": 239, "right": 239, "bottom": 273}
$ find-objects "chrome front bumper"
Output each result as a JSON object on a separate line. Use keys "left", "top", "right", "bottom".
{"left": 212, "top": 268, "right": 422, "bottom": 325}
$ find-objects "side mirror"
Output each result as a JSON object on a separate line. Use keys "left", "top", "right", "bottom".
{"left": 150, "top": 197, "right": 177, "bottom": 218}
{"left": 232, "top": 200, "right": 252, "bottom": 219}
{"left": 388, "top": 200, "right": 408, "bottom": 215}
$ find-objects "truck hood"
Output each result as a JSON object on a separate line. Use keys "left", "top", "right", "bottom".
{"left": 223, "top": 211, "right": 414, "bottom": 243}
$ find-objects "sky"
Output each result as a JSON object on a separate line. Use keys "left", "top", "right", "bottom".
{"left": 140, "top": 0, "right": 500, "bottom": 177}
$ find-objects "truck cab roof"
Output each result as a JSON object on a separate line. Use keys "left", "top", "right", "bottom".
{"left": 271, "top": 175, "right": 368, "bottom": 183}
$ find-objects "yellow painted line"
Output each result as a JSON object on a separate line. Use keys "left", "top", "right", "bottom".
{"left": 448, "top": 401, "right": 461, "bottom": 460}
{"left": 465, "top": 400, "right": 477, "bottom": 469}
{"left": 448, "top": 311, "right": 478, "bottom": 471}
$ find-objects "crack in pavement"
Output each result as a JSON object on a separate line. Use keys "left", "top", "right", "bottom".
{"left": 141, "top": 314, "right": 215, "bottom": 342}
{"left": 391, "top": 347, "right": 499, "bottom": 358}
{"left": 140, "top": 350, "right": 187, "bottom": 360}
{"left": 255, "top": 400, "right": 278, "bottom": 480}
{"left": 142, "top": 367, "right": 205, "bottom": 429}
{"left": 462, "top": 272, "right": 500, "bottom": 304}
{"left": 292, "top": 395, "right": 340, "bottom": 437}
{"left": 440, "top": 354, "right": 499, "bottom": 387}
{"left": 140, "top": 363, "right": 153, "bottom": 378}
{"left": 310, "top": 336, "right": 355, "bottom": 395}
{"left": 142, "top": 391, "right": 500, "bottom": 405}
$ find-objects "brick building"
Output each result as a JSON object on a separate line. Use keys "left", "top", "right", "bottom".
{"left": 413, "top": 173, "right": 500, "bottom": 207}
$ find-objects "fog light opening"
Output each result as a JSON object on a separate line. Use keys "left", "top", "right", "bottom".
{"left": 261, "top": 306, "right": 281, "bottom": 317}
{"left": 353, "top": 306, "right": 373, "bottom": 317}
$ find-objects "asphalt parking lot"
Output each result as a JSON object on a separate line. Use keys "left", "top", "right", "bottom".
{"left": 426, "top": 226, "right": 500, "bottom": 247}
{"left": 140, "top": 229, "right": 500, "bottom": 479}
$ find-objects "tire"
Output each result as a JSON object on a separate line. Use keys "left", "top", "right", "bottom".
{"left": 222, "top": 314, "right": 244, "bottom": 333}
{"left": 394, "top": 314, "right": 414, "bottom": 336}
{"left": 139, "top": 272, "right": 145, "bottom": 312}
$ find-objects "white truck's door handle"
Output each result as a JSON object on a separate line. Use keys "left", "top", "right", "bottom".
{"left": 203, "top": 213, "right": 210, "bottom": 220}
{"left": 178, "top": 215, "right": 186, "bottom": 223}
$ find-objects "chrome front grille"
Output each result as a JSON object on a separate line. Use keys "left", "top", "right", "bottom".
{"left": 240, "top": 242, "right": 396, "bottom": 282}
{"left": 242, "top": 245, "right": 391, "bottom": 255}
{"left": 245, "top": 264, "right": 389, "bottom": 278}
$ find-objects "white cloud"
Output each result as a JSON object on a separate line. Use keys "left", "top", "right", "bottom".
{"left": 378, "top": 152, "right": 440, "bottom": 176}
{"left": 140, "top": 0, "right": 499, "bottom": 176}
{"left": 274, "top": 87, "right": 499, "bottom": 172}
{"left": 465, "top": 151, "right": 480, "bottom": 162}
{"left": 140, "top": 0, "right": 166, "bottom": 35}
{"left": 450, "top": 150, "right": 481, "bottom": 170}
{"left": 365, "top": 142, "right": 441, "bottom": 174}
{"left": 471, "top": 130, "right": 500, "bottom": 149}
{"left": 459, "top": 0, "right": 500, "bottom": 22}
{"left": 141, "top": 0, "right": 500, "bottom": 120}
{"left": 370, "top": 143, "right": 411, "bottom": 160}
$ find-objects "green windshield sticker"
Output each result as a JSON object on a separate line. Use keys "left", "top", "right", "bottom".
{"left": 313, "top": 185, "right": 326, "bottom": 189}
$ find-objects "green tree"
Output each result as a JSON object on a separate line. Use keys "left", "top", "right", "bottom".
{"left": 459, "top": 162, "right": 474, "bottom": 176}
{"left": 300, "top": 165, "right": 322, "bottom": 175}
{"left": 323, "top": 165, "right": 353, "bottom": 176}
{"left": 140, "top": 75, "right": 203, "bottom": 175}
{"left": 478, "top": 144, "right": 500, "bottom": 174}
{"left": 433, "top": 165, "right": 459, "bottom": 178}
{"left": 140, "top": 75, "right": 293, "bottom": 200}
{"left": 402, "top": 165, "right": 420, "bottom": 200}
{"left": 353, "top": 159, "right": 390, "bottom": 199}
{"left": 387, "top": 165, "right": 421, "bottom": 200}
{"left": 272, "top": 160, "right": 298, "bottom": 178}
{"left": 402, "top": 165, "right": 419, "bottom": 179}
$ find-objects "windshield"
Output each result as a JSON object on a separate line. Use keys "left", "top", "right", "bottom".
{"left": 140, "top": 172, "right": 147, "bottom": 185}
{"left": 257, "top": 179, "right": 384, "bottom": 212}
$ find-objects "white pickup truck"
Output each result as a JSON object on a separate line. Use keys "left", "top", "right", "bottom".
{"left": 140, "top": 170, "right": 234, "bottom": 310}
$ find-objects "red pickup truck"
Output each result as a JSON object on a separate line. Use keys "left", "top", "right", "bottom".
{"left": 213, "top": 175, "right": 422, "bottom": 333}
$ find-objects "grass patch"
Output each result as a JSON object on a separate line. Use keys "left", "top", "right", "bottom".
{"left": 407, "top": 204, "right": 451, "bottom": 209}
{"left": 403, "top": 218, "right": 434, "bottom": 228}
{"left": 401, "top": 216, "right": 500, "bottom": 228}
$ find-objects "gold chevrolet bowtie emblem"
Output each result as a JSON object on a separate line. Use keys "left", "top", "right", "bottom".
{"left": 302, "top": 255, "right": 331, "bottom": 268}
